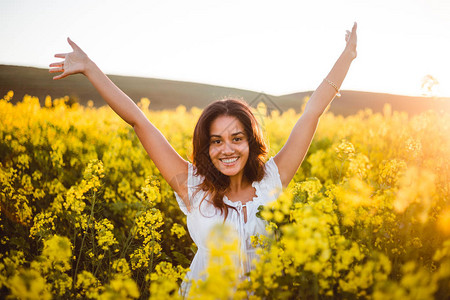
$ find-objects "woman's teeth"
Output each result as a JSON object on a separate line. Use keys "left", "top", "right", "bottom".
{"left": 221, "top": 157, "right": 238, "bottom": 163}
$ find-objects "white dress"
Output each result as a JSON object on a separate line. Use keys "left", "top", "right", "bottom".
{"left": 174, "top": 157, "right": 283, "bottom": 297}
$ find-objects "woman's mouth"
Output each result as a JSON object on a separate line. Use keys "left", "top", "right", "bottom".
{"left": 220, "top": 157, "right": 239, "bottom": 166}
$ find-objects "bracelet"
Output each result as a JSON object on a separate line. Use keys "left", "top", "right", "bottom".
{"left": 324, "top": 79, "right": 341, "bottom": 98}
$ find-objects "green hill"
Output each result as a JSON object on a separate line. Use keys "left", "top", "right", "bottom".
{"left": 1, "top": 64, "right": 448, "bottom": 116}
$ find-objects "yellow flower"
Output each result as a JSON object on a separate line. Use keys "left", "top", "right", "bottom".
{"left": 335, "top": 139, "right": 356, "bottom": 161}
{"left": 188, "top": 224, "right": 243, "bottom": 299}
{"left": 42, "top": 235, "right": 72, "bottom": 264}
{"left": 170, "top": 223, "right": 186, "bottom": 239}
{"left": 148, "top": 261, "right": 188, "bottom": 299}
{"left": 76, "top": 270, "right": 101, "bottom": 298}
{"left": 394, "top": 166, "right": 436, "bottom": 223}
{"left": 2, "top": 90, "right": 450, "bottom": 299}
{"left": 8, "top": 269, "right": 51, "bottom": 300}
{"left": 29, "top": 212, "right": 56, "bottom": 239}
{"left": 95, "top": 218, "right": 118, "bottom": 251}
{"left": 100, "top": 275, "right": 140, "bottom": 299}
{"left": 2, "top": 90, "right": 14, "bottom": 102}
{"left": 378, "top": 159, "right": 407, "bottom": 186}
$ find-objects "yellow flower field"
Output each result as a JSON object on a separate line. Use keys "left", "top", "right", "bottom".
{"left": 0, "top": 90, "right": 449, "bottom": 299}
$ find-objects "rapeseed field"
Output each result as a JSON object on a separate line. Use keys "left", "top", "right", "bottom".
{"left": 1, "top": 91, "right": 449, "bottom": 299}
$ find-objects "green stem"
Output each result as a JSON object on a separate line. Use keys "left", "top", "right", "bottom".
{"left": 149, "top": 238, "right": 155, "bottom": 273}
{"left": 93, "top": 250, "right": 104, "bottom": 278}
{"left": 71, "top": 223, "right": 77, "bottom": 280}
{"left": 313, "top": 273, "right": 319, "bottom": 300}
{"left": 142, "top": 237, "right": 155, "bottom": 294}
{"left": 107, "top": 249, "right": 112, "bottom": 278}
{"left": 120, "top": 215, "right": 138, "bottom": 259}
{"left": 73, "top": 191, "right": 96, "bottom": 289}
{"left": 91, "top": 218, "right": 96, "bottom": 272}
{"left": 120, "top": 228, "right": 135, "bottom": 259}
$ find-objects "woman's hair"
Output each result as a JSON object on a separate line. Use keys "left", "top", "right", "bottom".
{"left": 192, "top": 98, "right": 267, "bottom": 220}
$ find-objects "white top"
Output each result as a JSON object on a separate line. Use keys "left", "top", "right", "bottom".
{"left": 174, "top": 157, "right": 283, "bottom": 297}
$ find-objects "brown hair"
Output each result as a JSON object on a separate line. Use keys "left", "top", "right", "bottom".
{"left": 192, "top": 98, "right": 267, "bottom": 220}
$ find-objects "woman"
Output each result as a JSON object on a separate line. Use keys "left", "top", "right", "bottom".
{"left": 50, "top": 22, "right": 357, "bottom": 296}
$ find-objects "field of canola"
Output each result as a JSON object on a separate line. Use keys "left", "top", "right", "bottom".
{"left": 0, "top": 90, "right": 450, "bottom": 299}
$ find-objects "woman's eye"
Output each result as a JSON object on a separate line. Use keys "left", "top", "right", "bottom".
{"left": 233, "top": 137, "right": 241, "bottom": 142}
{"left": 211, "top": 140, "right": 221, "bottom": 144}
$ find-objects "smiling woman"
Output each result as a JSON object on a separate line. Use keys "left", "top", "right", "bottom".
{"left": 49, "top": 22, "right": 357, "bottom": 298}
{"left": 209, "top": 116, "right": 251, "bottom": 179}
{"left": 192, "top": 99, "right": 267, "bottom": 220}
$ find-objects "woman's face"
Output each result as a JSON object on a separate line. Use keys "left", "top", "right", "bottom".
{"left": 208, "top": 115, "right": 250, "bottom": 178}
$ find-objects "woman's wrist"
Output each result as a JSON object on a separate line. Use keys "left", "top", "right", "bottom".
{"left": 83, "top": 59, "right": 99, "bottom": 77}
{"left": 342, "top": 47, "right": 357, "bottom": 61}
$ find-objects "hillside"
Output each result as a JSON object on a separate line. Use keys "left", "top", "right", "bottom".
{"left": 1, "top": 64, "right": 449, "bottom": 116}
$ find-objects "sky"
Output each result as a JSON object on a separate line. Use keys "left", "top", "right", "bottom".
{"left": 1, "top": 0, "right": 450, "bottom": 97}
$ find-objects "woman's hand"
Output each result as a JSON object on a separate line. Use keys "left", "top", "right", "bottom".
{"left": 49, "top": 38, "right": 91, "bottom": 80}
{"left": 344, "top": 22, "right": 357, "bottom": 60}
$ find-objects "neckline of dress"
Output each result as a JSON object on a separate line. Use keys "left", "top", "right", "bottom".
{"left": 223, "top": 180, "right": 260, "bottom": 207}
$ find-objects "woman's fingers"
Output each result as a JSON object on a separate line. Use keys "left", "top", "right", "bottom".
{"left": 49, "top": 68, "right": 62, "bottom": 73}
{"left": 49, "top": 66, "right": 64, "bottom": 73}
{"left": 67, "top": 37, "right": 87, "bottom": 56}
{"left": 345, "top": 22, "right": 357, "bottom": 43}
{"left": 49, "top": 60, "right": 64, "bottom": 73}
{"left": 351, "top": 22, "right": 357, "bottom": 40}
{"left": 67, "top": 37, "right": 80, "bottom": 51}
{"left": 51, "top": 68, "right": 71, "bottom": 80}
{"left": 50, "top": 38, "right": 83, "bottom": 80}
{"left": 343, "top": 22, "right": 357, "bottom": 59}
{"left": 50, "top": 38, "right": 88, "bottom": 80}
{"left": 52, "top": 72, "right": 67, "bottom": 80}
{"left": 49, "top": 62, "right": 64, "bottom": 68}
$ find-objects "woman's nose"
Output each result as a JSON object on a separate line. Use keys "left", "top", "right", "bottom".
{"left": 221, "top": 141, "right": 235, "bottom": 154}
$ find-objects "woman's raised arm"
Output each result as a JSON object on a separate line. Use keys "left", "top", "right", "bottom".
{"left": 274, "top": 22, "right": 358, "bottom": 187}
{"left": 49, "top": 38, "right": 189, "bottom": 206}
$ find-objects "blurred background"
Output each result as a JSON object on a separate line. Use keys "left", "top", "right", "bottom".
{"left": 1, "top": 0, "right": 449, "bottom": 113}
